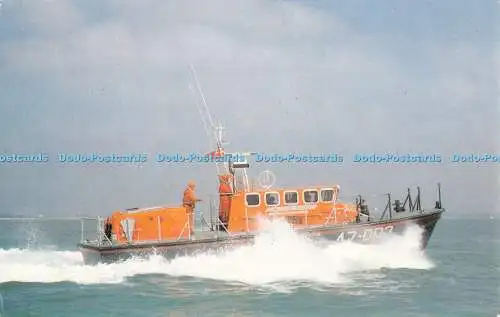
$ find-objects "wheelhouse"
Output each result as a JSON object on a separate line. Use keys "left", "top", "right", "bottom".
{"left": 243, "top": 186, "right": 339, "bottom": 208}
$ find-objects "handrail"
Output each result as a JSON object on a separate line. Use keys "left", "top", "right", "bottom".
{"left": 199, "top": 215, "right": 212, "bottom": 230}
{"left": 80, "top": 218, "right": 84, "bottom": 243}
{"left": 375, "top": 184, "right": 442, "bottom": 221}
{"left": 123, "top": 204, "right": 182, "bottom": 213}
{"left": 99, "top": 217, "right": 113, "bottom": 246}
{"left": 79, "top": 217, "right": 112, "bottom": 246}
{"left": 177, "top": 221, "right": 189, "bottom": 241}
{"left": 80, "top": 216, "right": 99, "bottom": 220}
{"left": 216, "top": 216, "right": 230, "bottom": 233}
{"left": 157, "top": 215, "right": 162, "bottom": 241}
{"left": 209, "top": 196, "right": 214, "bottom": 231}
{"left": 97, "top": 216, "right": 102, "bottom": 244}
{"left": 437, "top": 182, "right": 442, "bottom": 208}
{"left": 208, "top": 215, "right": 232, "bottom": 236}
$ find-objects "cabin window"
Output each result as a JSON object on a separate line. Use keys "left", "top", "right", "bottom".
{"left": 303, "top": 190, "right": 318, "bottom": 203}
{"left": 245, "top": 193, "right": 260, "bottom": 206}
{"left": 284, "top": 191, "right": 298, "bottom": 205}
{"left": 320, "top": 189, "right": 335, "bottom": 202}
{"left": 265, "top": 192, "right": 280, "bottom": 206}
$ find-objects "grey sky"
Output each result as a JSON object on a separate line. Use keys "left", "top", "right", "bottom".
{"left": 0, "top": 0, "right": 498, "bottom": 217}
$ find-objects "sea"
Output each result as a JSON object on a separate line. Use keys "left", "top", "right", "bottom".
{"left": 0, "top": 216, "right": 498, "bottom": 317}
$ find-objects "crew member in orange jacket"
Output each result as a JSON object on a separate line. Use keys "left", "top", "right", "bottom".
{"left": 218, "top": 174, "right": 233, "bottom": 225}
{"left": 182, "top": 181, "right": 201, "bottom": 235}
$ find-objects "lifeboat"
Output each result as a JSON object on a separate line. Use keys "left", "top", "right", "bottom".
{"left": 78, "top": 69, "right": 444, "bottom": 264}
{"left": 78, "top": 147, "right": 445, "bottom": 265}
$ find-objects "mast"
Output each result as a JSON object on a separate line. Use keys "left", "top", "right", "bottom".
{"left": 188, "top": 64, "right": 251, "bottom": 191}
{"left": 188, "top": 64, "right": 229, "bottom": 175}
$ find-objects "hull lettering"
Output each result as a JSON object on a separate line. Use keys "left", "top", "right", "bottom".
{"left": 362, "top": 228, "right": 373, "bottom": 241}
{"left": 335, "top": 225, "right": 395, "bottom": 242}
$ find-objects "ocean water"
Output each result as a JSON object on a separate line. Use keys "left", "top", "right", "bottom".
{"left": 0, "top": 216, "right": 497, "bottom": 317}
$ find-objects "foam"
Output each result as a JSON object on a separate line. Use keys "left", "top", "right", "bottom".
{"left": 0, "top": 219, "right": 433, "bottom": 288}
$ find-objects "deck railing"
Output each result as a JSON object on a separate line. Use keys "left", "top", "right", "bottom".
{"left": 79, "top": 200, "right": 236, "bottom": 246}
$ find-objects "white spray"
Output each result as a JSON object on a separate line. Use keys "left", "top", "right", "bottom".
{"left": 0, "top": 220, "right": 433, "bottom": 288}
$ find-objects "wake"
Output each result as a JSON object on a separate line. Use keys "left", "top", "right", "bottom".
{"left": 0, "top": 220, "right": 434, "bottom": 286}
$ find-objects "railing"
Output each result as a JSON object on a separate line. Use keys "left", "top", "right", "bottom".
{"left": 379, "top": 187, "right": 423, "bottom": 221}
{"left": 80, "top": 217, "right": 109, "bottom": 246}
{"left": 376, "top": 183, "right": 443, "bottom": 221}
{"left": 327, "top": 183, "right": 444, "bottom": 225}
{"left": 202, "top": 195, "right": 235, "bottom": 233}
{"left": 178, "top": 220, "right": 189, "bottom": 240}
{"left": 80, "top": 198, "right": 233, "bottom": 246}
{"left": 81, "top": 216, "right": 193, "bottom": 246}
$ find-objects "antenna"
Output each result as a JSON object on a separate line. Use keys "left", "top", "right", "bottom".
{"left": 188, "top": 83, "right": 213, "bottom": 149}
{"left": 188, "top": 64, "right": 229, "bottom": 174}
{"left": 189, "top": 64, "right": 226, "bottom": 145}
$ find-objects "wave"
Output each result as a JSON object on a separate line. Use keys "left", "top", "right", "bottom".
{"left": 0, "top": 220, "right": 433, "bottom": 288}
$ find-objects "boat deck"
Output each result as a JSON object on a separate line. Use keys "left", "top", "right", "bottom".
{"left": 80, "top": 228, "right": 247, "bottom": 249}
{"left": 79, "top": 208, "right": 443, "bottom": 250}
{"left": 192, "top": 230, "right": 232, "bottom": 240}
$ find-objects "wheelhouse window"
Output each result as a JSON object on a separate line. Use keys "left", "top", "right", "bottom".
{"left": 245, "top": 193, "right": 260, "bottom": 206}
{"left": 284, "top": 191, "right": 298, "bottom": 205}
{"left": 265, "top": 192, "right": 280, "bottom": 206}
{"left": 320, "top": 189, "right": 335, "bottom": 202}
{"left": 303, "top": 190, "right": 318, "bottom": 203}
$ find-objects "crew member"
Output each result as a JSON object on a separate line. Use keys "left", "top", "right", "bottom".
{"left": 182, "top": 180, "right": 201, "bottom": 235}
{"left": 104, "top": 217, "right": 112, "bottom": 242}
{"left": 218, "top": 174, "right": 233, "bottom": 227}
{"left": 358, "top": 198, "right": 370, "bottom": 222}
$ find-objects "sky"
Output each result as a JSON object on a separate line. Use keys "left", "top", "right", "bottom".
{"left": 0, "top": 0, "right": 498, "bottom": 217}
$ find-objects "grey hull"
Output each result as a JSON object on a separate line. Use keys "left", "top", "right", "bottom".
{"left": 79, "top": 210, "right": 442, "bottom": 265}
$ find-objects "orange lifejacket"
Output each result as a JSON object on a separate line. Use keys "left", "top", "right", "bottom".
{"left": 218, "top": 182, "right": 233, "bottom": 221}
{"left": 183, "top": 187, "right": 197, "bottom": 212}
